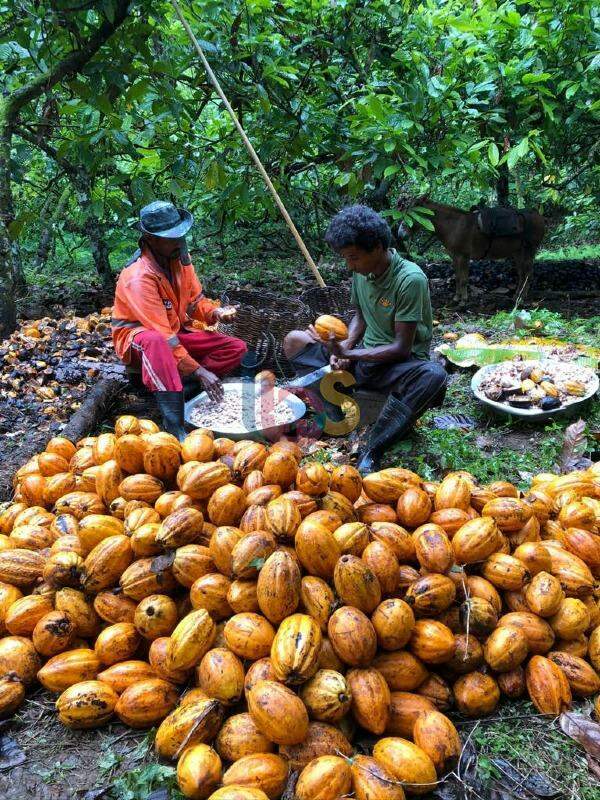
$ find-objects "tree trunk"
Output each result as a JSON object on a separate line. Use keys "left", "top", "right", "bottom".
{"left": 0, "top": 101, "right": 17, "bottom": 336}
{"left": 88, "top": 218, "right": 114, "bottom": 290}
{"left": 36, "top": 184, "right": 71, "bottom": 268}
{"left": 0, "top": 0, "right": 132, "bottom": 336}
{"left": 76, "top": 179, "right": 114, "bottom": 290}
{"left": 496, "top": 163, "right": 510, "bottom": 206}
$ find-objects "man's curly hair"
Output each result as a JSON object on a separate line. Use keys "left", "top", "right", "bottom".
{"left": 324, "top": 205, "right": 391, "bottom": 253}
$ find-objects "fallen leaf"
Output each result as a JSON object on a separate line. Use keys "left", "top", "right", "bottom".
{"left": 586, "top": 754, "right": 600, "bottom": 781}
{"left": 559, "top": 711, "right": 600, "bottom": 760}
{"left": 0, "top": 733, "right": 26, "bottom": 771}
{"left": 434, "top": 413, "right": 477, "bottom": 431}
{"left": 556, "top": 419, "right": 588, "bottom": 474}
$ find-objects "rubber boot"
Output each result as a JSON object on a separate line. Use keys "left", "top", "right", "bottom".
{"left": 356, "top": 394, "right": 412, "bottom": 475}
{"left": 155, "top": 391, "right": 187, "bottom": 442}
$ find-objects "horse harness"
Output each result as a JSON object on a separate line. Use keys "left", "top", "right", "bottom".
{"left": 474, "top": 206, "right": 533, "bottom": 258}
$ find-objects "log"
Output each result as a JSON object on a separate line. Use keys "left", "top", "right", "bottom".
{"left": 61, "top": 377, "right": 124, "bottom": 444}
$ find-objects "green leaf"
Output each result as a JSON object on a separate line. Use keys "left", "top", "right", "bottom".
{"left": 408, "top": 209, "right": 435, "bottom": 231}
{"left": 522, "top": 72, "right": 552, "bottom": 85}
{"left": 488, "top": 142, "right": 500, "bottom": 166}
{"left": 95, "top": 94, "right": 113, "bottom": 115}
{"left": 101, "top": 0, "right": 115, "bottom": 23}
{"left": 565, "top": 84, "right": 579, "bottom": 99}
{"left": 335, "top": 173, "right": 351, "bottom": 187}
{"left": 125, "top": 80, "right": 150, "bottom": 103}
{"left": 205, "top": 160, "right": 223, "bottom": 190}
{"left": 257, "top": 85, "right": 271, "bottom": 113}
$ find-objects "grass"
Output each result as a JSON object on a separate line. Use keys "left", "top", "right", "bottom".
{"left": 383, "top": 307, "right": 600, "bottom": 484}
{"left": 538, "top": 243, "right": 600, "bottom": 261}
{"left": 465, "top": 700, "right": 599, "bottom": 800}
{"left": 106, "top": 764, "right": 181, "bottom": 800}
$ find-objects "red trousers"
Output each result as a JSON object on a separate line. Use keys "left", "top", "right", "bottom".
{"left": 130, "top": 329, "right": 247, "bottom": 392}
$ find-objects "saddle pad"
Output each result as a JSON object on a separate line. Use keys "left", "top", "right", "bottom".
{"left": 477, "top": 207, "right": 523, "bottom": 237}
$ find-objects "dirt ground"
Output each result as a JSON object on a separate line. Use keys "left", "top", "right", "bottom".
{"left": 0, "top": 687, "right": 153, "bottom": 800}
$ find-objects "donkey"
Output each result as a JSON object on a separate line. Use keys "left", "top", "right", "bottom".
{"left": 397, "top": 196, "right": 546, "bottom": 305}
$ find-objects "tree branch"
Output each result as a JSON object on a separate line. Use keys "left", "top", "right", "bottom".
{"left": 6, "top": 0, "right": 134, "bottom": 124}
{"left": 542, "top": 138, "right": 600, "bottom": 190}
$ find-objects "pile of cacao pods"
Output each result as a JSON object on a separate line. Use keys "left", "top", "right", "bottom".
{"left": 0, "top": 308, "right": 118, "bottom": 422}
{"left": 0, "top": 417, "right": 599, "bottom": 800}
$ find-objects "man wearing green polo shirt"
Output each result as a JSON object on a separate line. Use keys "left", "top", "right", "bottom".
{"left": 284, "top": 204, "right": 447, "bottom": 473}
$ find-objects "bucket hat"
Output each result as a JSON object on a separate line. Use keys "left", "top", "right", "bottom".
{"left": 139, "top": 200, "right": 193, "bottom": 239}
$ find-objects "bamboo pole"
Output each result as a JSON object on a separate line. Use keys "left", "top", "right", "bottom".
{"left": 170, "top": 0, "right": 326, "bottom": 288}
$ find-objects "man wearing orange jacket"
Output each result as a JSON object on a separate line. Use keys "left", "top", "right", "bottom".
{"left": 112, "top": 201, "right": 247, "bottom": 440}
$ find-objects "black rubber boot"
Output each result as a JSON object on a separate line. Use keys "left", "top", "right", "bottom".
{"left": 356, "top": 394, "right": 412, "bottom": 475}
{"left": 155, "top": 391, "right": 187, "bottom": 442}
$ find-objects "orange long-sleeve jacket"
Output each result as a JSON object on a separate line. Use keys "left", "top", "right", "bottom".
{"left": 111, "top": 245, "right": 218, "bottom": 376}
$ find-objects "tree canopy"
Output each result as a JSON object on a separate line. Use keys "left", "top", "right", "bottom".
{"left": 0, "top": 0, "right": 598, "bottom": 332}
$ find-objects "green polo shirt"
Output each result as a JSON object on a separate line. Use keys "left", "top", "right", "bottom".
{"left": 350, "top": 250, "right": 433, "bottom": 360}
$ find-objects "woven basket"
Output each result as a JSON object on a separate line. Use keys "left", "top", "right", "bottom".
{"left": 220, "top": 288, "right": 311, "bottom": 349}
{"left": 300, "top": 284, "right": 353, "bottom": 323}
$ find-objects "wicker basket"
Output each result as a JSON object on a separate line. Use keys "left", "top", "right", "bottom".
{"left": 220, "top": 288, "right": 311, "bottom": 349}
{"left": 300, "top": 284, "right": 353, "bottom": 323}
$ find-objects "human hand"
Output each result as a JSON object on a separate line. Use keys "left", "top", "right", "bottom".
{"left": 214, "top": 305, "right": 239, "bottom": 323}
{"left": 193, "top": 366, "right": 224, "bottom": 402}
{"left": 307, "top": 324, "right": 324, "bottom": 343}
{"left": 330, "top": 354, "right": 351, "bottom": 371}
{"left": 327, "top": 332, "right": 350, "bottom": 360}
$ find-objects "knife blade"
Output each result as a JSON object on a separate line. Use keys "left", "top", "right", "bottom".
{"left": 285, "top": 364, "right": 332, "bottom": 389}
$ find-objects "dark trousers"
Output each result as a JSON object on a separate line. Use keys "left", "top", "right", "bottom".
{"left": 291, "top": 342, "right": 447, "bottom": 422}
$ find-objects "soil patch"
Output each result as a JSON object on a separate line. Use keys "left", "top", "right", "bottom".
{"left": 0, "top": 688, "right": 150, "bottom": 800}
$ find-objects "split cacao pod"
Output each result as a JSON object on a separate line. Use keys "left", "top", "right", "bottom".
{"left": 525, "top": 655, "right": 572, "bottom": 715}
{"left": 155, "top": 698, "right": 224, "bottom": 760}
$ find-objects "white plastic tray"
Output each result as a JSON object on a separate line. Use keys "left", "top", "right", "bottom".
{"left": 471, "top": 362, "right": 599, "bottom": 421}
{"left": 184, "top": 380, "right": 306, "bottom": 440}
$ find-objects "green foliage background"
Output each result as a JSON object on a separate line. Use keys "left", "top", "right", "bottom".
{"left": 0, "top": 0, "right": 598, "bottom": 298}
